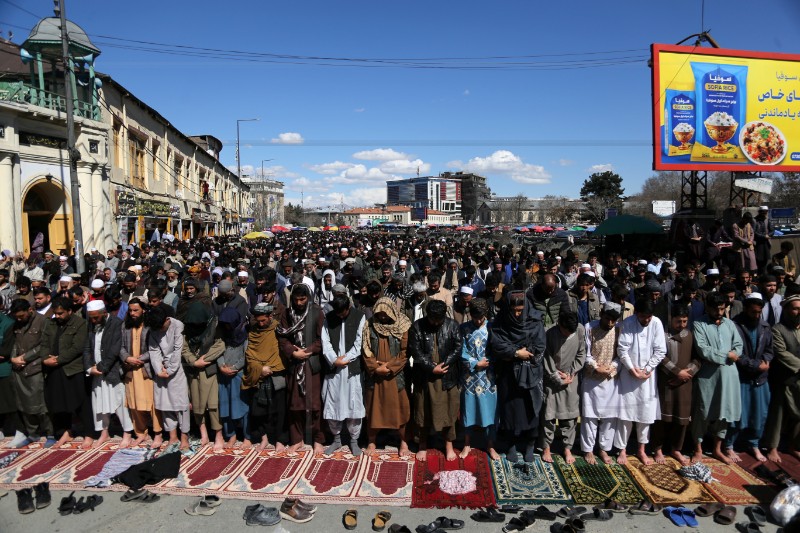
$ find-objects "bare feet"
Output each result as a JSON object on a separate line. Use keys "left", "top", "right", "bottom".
{"left": 398, "top": 442, "right": 411, "bottom": 458}
{"left": 692, "top": 451, "right": 705, "bottom": 464}
{"left": 151, "top": 435, "right": 163, "bottom": 449}
{"left": 56, "top": 432, "right": 72, "bottom": 448}
{"left": 313, "top": 442, "right": 325, "bottom": 455}
{"left": 288, "top": 441, "right": 304, "bottom": 452}
{"left": 636, "top": 450, "right": 654, "bottom": 466}
{"left": 365, "top": 443, "right": 377, "bottom": 456}
{"left": 199, "top": 425, "right": 209, "bottom": 446}
{"left": 180, "top": 434, "right": 190, "bottom": 450}
{"left": 654, "top": 449, "right": 666, "bottom": 464}
{"left": 752, "top": 448, "right": 767, "bottom": 462}
{"left": 564, "top": 449, "right": 576, "bottom": 465}
{"left": 542, "top": 448, "right": 553, "bottom": 463}
{"left": 119, "top": 433, "right": 133, "bottom": 449}
{"left": 93, "top": 430, "right": 110, "bottom": 449}
{"left": 790, "top": 448, "right": 800, "bottom": 461}
{"left": 584, "top": 452, "right": 597, "bottom": 465}
{"left": 445, "top": 442, "right": 457, "bottom": 461}
{"left": 726, "top": 448, "right": 742, "bottom": 463}
{"left": 416, "top": 449, "right": 427, "bottom": 462}
{"left": 712, "top": 449, "right": 732, "bottom": 465}
{"left": 670, "top": 451, "right": 690, "bottom": 466}
{"left": 459, "top": 445, "right": 471, "bottom": 459}
{"left": 257, "top": 437, "right": 268, "bottom": 452}
{"left": 80, "top": 437, "right": 94, "bottom": 450}
{"left": 133, "top": 434, "right": 148, "bottom": 447}
{"left": 488, "top": 447, "right": 501, "bottom": 461}
{"left": 274, "top": 442, "right": 285, "bottom": 453}
{"left": 225, "top": 435, "right": 237, "bottom": 449}
{"left": 767, "top": 448, "right": 782, "bottom": 463}
{"left": 599, "top": 450, "right": 613, "bottom": 465}
{"left": 213, "top": 433, "right": 225, "bottom": 453}
{"left": 617, "top": 450, "right": 628, "bottom": 465}
{"left": 242, "top": 439, "right": 253, "bottom": 450}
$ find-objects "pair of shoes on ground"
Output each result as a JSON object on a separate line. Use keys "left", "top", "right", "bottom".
{"left": 185, "top": 495, "right": 222, "bottom": 516}
{"left": 343, "top": 509, "right": 393, "bottom": 531}
{"left": 57, "top": 491, "right": 103, "bottom": 515}
{"left": 694, "top": 502, "right": 739, "bottom": 525}
{"left": 120, "top": 488, "right": 160, "bottom": 503}
{"left": 664, "top": 506, "right": 699, "bottom": 527}
{"left": 279, "top": 497, "right": 316, "bottom": 523}
{"left": 16, "top": 482, "right": 50, "bottom": 514}
{"left": 416, "top": 516, "right": 465, "bottom": 533}
{"left": 628, "top": 499, "right": 662, "bottom": 516}
{"left": 244, "top": 503, "right": 280, "bottom": 526}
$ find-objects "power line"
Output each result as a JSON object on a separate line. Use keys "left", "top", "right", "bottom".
{"left": 0, "top": 0, "right": 42, "bottom": 20}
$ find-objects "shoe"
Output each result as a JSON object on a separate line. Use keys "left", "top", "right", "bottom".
{"left": 243, "top": 503, "right": 264, "bottom": 520}
{"left": 11, "top": 437, "right": 32, "bottom": 449}
{"left": 280, "top": 501, "right": 314, "bottom": 523}
{"left": 43, "top": 438, "right": 58, "bottom": 448}
{"left": 33, "top": 482, "right": 51, "bottom": 509}
{"left": 373, "top": 510, "right": 392, "bottom": 531}
{"left": 58, "top": 492, "right": 76, "bottom": 516}
{"left": 744, "top": 506, "right": 767, "bottom": 526}
{"left": 185, "top": 499, "right": 217, "bottom": 516}
{"left": 344, "top": 509, "right": 358, "bottom": 530}
{"left": 246, "top": 506, "right": 281, "bottom": 526}
{"left": 283, "top": 497, "right": 317, "bottom": 514}
{"left": 202, "top": 494, "right": 222, "bottom": 508}
{"left": 16, "top": 488, "right": 35, "bottom": 514}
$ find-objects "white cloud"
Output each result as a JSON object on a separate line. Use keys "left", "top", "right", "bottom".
{"left": 354, "top": 108, "right": 365, "bottom": 113}
{"left": 352, "top": 148, "right": 409, "bottom": 161}
{"left": 285, "top": 177, "right": 330, "bottom": 193}
{"left": 315, "top": 188, "right": 386, "bottom": 207}
{"left": 271, "top": 132, "right": 305, "bottom": 144}
{"left": 379, "top": 159, "right": 430, "bottom": 175}
{"left": 558, "top": 159, "right": 575, "bottom": 167}
{"left": 589, "top": 163, "right": 614, "bottom": 173}
{"left": 308, "top": 161, "right": 356, "bottom": 175}
{"left": 448, "top": 150, "right": 551, "bottom": 185}
{"left": 324, "top": 164, "right": 400, "bottom": 185}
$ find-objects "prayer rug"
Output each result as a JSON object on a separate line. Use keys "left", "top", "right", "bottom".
{"left": 623, "top": 457, "right": 717, "bottom": 505}
{"left": 46, "top": 441, "right": 138, "bottom": 490}
{"left": 0, "top": 441, "right": 97, "bottom": 487}
{"left": 220, "top": 447, "right": 313, "bottom": 501}
{"left": 554, "top": 455, "right": 644, "bottom": 504}
{"left": 698, "top": 457, "right": 775, "bottom": 505}
{"left": 411, "top": 449, "right": 496, "bottom": 509}
{"left": 153, "top": 445, "right": 253, "bottom": 495}
{"left": 490, "top": 454, "right": 572, "bottom": 505}
{"left": 739, "top": 451, "right": 800, "bottom": 487}
{"left": 286, "top": 448, "right": 364, "bottom": 502}
{"left": 353, "top": 450, "right": 414, "bottom": 506}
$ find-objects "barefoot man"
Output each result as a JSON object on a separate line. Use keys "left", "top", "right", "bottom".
{"left": 615, "top": 298, "right": 666, "bottom": 466}
{"left": 651, "top": 304, "right": 700, "bottom": 465}
{"left": 581, "top": 302, "right": 622, "bottom": 465}
{"left": 691, "top": 292, "right": 743, "bottom": 465}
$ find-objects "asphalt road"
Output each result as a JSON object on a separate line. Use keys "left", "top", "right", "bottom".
{"left": 0, "top": 489, "right": 787, "bottom": 533}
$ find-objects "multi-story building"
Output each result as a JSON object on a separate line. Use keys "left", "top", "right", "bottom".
{"left": 439, "top": 171, "right": 490, "bottom": 224}
{"left": 477, "top": 196, "right": 586, "bottom": 225}
{"left": 242, "top": 176, "right": 284, "bottom": 229}
{"left": 340, "top": 206, "right": 412, "bottom": 227}
{"left": 0, "top": 17, "right": 249, "bottom": 255}
{"left": 386, "top": 175, "right": 461, "bottom": 222}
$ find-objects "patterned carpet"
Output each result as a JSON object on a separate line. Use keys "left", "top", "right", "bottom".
{"left": 623, "top": 457, "right": 717, "bottom": 505}
{"left": 489, "top": 454, "right": 572, "bottom": 505}
{"left": 699, "top": 457, "right": 776, "bottom": 505}
{"left": 554, "top": 455, "right": 644, "bottom": 504}
{"left": 411, "top": 449, "right": 496, "bottom": 509}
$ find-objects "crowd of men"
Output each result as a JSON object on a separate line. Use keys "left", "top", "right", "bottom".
{"left": 0, "top": 222, "right": 797, "bottom": 471}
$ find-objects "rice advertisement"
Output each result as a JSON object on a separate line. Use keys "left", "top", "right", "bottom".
{"left": 652, "top": 44, "right": 800, "bottom": 171}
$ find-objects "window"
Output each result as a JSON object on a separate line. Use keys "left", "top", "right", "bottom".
{"left": 112, "top": 121, "right": 122, "bottom": 167}
{"left": 129, "top": 135, "right": 146, "bottom": 189}
{"left": 151, "top": 140, "right": 160, "bottom": 182}
{"left": 173, "top": 156, "right": 183, "bottom": 192}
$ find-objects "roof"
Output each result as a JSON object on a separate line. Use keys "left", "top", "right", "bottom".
{"left": 426, "top": 210, "right": 446, "bottom": 215}
{"left": 344, "top": 206, "right": 410, "bottom": 215}
{"left": 24, "top": 18, "right": 101, "bottom": 56}
{"left": 0, "top": 39, "right": 55, "bottom": 76}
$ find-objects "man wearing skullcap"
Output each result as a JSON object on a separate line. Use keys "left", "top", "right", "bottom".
{"left": 568, "top": 273, "right": 600, "bottom": 326}
{"left": 453, "top": 286, "right": 474, "bottom": 325}
{"left": 89, "top": 278, "right": 106, "bottom": 301}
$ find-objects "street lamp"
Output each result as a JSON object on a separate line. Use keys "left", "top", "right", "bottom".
{"left": 260, "top": 159, "right": 274, "bottom": 228}
{"left": 236, "top": 118, "right": 259, "bottom": 179}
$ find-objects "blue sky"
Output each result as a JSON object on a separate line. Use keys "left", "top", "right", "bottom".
{"left": 3, "top": 0, "right": 800, "bottom": 209}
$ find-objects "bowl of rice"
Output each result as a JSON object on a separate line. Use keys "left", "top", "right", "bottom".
{"left": 739, "top": 121, "right": 787, "bottom": 165}
{"left": 673, "top": 122, "right": 695, "bottom": 149}
{"left": 704, "top": 112, "right": 738, "bottom": 153}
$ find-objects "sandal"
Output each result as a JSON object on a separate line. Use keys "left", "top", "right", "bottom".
{"left": 549, "top": 523, "right": 578, "bottom": 533}
{"left": 566, "top": 517, "right": 586, "bottom": 532}
{"left": 736, "top": 522, "right": 762, "bottom": 533}
{"left": 185, "top": 499, "right": 216, "bottom": 516}
{"left": 343, "top": 509, "right": 358, "bottom": 530}
{"left": 388, "top": 526, "right": 412, "bottom": 533}
{"left": 599, "top": 498, "right": 628, "bottom": 513}
{"left": 664, "top": 506, "right": 687, "bottom": 527}
{"left": 680, "top": 508, "right": 699, "bottom": 528}
{"left": 502, "top": 515, "right": 534, "bottom": 532}
{"left": 373, "top": 510, "right": 392, "bottom": 532}
{"left": 532, "top": 505, "right": 558, "bottom": 520}
{"left": 715, "top": 505, "right": 737, "bottom": 526}
{"left": 744, "top": 506, "right": 767, "bottom": 526}
{"left": 557, "top": 506, "right": 587, "bottom": 518}
{"left": 58, "top": 491, "right": 76, "bottom": 516}
{"left": 432, "top": 517, "right": 464, "bottom": 530}
{"left": 137, "top": 491, "right": 160, "bottom": 503}
{"left": 695, "top": 501, "right": 724, "bottom": 517}
{"left": 628, "top": 500, "right": 662, "bottom": 515}
{"left": 121, "top": 489, "right": 146, "bottom": 502}
{"left": 471, "top": 508, "right": 505, "bottom": 523}
{"left": 500, "top": 504, "right": 523, "bottom": 514}
{"left": 580, "top": 508, "right": 613, "bottom": 521}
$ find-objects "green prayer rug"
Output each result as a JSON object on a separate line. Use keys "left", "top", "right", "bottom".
{"left": 554, "top": 455, "right": 645, "bottom": 504}
{"left": 490, "top": 454, "right": 572, "bottom": 505}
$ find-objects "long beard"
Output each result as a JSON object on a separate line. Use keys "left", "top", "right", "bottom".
{"left": 784, "top": 313, "right": 800, "bottom": 328}
{"left": 125, "top": 314, "right": 144, "bottom": 328}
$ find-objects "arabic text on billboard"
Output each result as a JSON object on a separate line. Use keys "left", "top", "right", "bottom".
{"left": 652, "top": 44, "right": 800, "bottom": 172}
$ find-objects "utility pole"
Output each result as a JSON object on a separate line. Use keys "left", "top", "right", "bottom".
{"left": 57, "top": 0, "right": 85, "bottom": 273}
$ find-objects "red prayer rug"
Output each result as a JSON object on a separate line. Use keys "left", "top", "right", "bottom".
{"left": 46, "top": 441, "right": 131, "bottom": 490}
{"left": 353, "top": 450, "right": 414, "bottom": 506}
{"left": 738, "top": 451, "right": 800, "bottom": 489}
{"left": 411, "top": 449, "right": 496, "bottom": 509}
{"left": 152, "top": 445, "right": 252, "bottom": 495}
{"left": 285, "top": 448, "right": 365, "bottom": 503}
{"left": 699, "top": 457, "right": 775, "bottom": 505}
{"left": 219, "top": 447, "right": 313, "bottom": 501}
{"left": 0, "top": 441, "right": 98, "bottom": 487}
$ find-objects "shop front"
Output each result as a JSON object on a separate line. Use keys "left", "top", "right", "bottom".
{"left": 191, "top": 208, "right": 217, "bottom": 238}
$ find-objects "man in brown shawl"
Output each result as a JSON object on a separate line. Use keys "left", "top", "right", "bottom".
{"left": 651, "top": 304, "right": 700, "bottom": 465}
{"left": 363, "top": 297, "right": 412, "bottom": 457}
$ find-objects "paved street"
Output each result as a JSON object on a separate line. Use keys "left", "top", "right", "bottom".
{"left": 0, "top": 489, "right": 786, "bottom": 533}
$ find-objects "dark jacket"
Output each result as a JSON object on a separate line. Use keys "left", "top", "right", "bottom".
{"left": 408, "top": 317, "right": 462, "bottom": 391}
{"left": 527, "top": 283, "right": 569, "bottom": 330}
{"left": 567, "top": 290, "right": 600, "bottom": 324}
{"left": 83, "top": 314, "right": 124, "bottom": 385}
{"left": 732, "top": 316, "right": 774, "bottom": 385}
{"left": 41, "top": 312, "right": 88, "bottom": 377}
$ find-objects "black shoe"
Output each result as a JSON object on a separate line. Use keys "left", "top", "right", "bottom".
{"left": 58, "top": 491, "right": 76, "bottom": 516}
{"left": 16, "top": 488, "right": 35, "bottom": 514}
{"left": 34, "top": 482, "right": 51, "bottom": 509}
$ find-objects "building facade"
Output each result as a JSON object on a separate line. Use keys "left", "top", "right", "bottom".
{"left": 341, "top": 206, "right": 412, "bottom": 227}
{"left": 440, "top": 171, "right": 490, "bottom": 224}
{"left": 477, "top": 196, "right": 586, "bottom": 225}
{"left": 242, "top": 177, "right": 284, "bottom": 229}
{"left": 387, "top": 176, "right": 461, "bottom": 222}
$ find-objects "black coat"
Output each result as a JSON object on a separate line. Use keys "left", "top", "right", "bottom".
{"left": 408, "top": 317, "right": 462, "bottom": 391}
{"left": 83, "top": 315, "right": 124, "bottom": 386}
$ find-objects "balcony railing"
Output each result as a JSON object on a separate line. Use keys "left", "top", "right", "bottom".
{"left": 0, "top": 81, "right": 100, "bottom": 121}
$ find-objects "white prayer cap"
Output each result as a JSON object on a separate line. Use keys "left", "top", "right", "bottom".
{"left": 745, "top": 292, "right": 764, "bottom": 304}
{"left": 425, "top": 249, "right": 432, "bottom": 254}
{"left": 59, "top": 275, "right": 71, "bottom": 283}
{"left": 585, "top": 271, "right": 596, "bottom": 277}
{"left": 212, "top": 251, "right": 219, "bottom": 257}
{"left": 759, "top": 206, "right": 769, "bottom": 211}
{"left": 602, "top": 302, "right": 622, "bottom": 316}
{"left": 237, "top": 271, "right": 248, "bottom": 278}
{"left": 345, "top": 257, "right": 356, "bottom": 264}
{"left": 340, "top": 247, "right": 348, "bottom": 252}
{"left": 638, "top": 259, "right": 648, "bottom": 265}
{"left": 90, "top": 279, "right": 105, "bottom": 289}
{"left": 460, "top": 286, "right": 474, "bottom": 295}
{"left": 707, "top": 268, "right": 720, "bottom": 275}
{"left": 413, "top": 248, "right": 419, "bottom": 253}
{"left": 536, "top": 251, "right": 545, "bottom": 256}
{"left": 580, "top": 263, "right": 591, "bottom": 270}
{"left": 86, "top": 300, "right": 106, "bottom": 312}
{"left": 59, "top": 255, "right": 68, "bottom": 261}
{"left": 556, "top": 256, "right": 562, "bottom": 260}
{"left": 90, "top": 247, "right": 98, "bottom": 252}
{"left": 398, "top": 260, "right": 407, "bottom": 266}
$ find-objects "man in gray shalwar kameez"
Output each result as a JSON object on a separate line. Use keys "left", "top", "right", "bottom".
{"left": 539, "top": 311, "right": 585, "bottom": 464}
{"left": 145, "top": 306, "right": 190, "bottom": 449}
{"left": 692, "top": 292, "right": 744, "bottom": 464}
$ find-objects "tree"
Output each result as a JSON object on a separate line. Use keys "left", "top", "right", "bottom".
{"left": 539, "top": 195, "right": 579, "bottom": 224}
{"left": 284, "top": 202, "right": 306, "bottom": 226}
{"left": 580, "top": 171, "right": 625, "bottom": 222}
{"left": 769, "top": 172, "right": 800, "bottom": 208}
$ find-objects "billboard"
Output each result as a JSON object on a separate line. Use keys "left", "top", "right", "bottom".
{"left": 652, "top": 200, "right": 676, "bottom": 217}
{"left": 652, "top": 44, "right": 800, "bottom": 172}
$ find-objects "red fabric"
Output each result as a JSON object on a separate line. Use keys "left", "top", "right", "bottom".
{"left": 411, "top": 449, "right": 496, "bottom": 509}
{"left": 738, "top": 451, "right": 800, "bottom": 487}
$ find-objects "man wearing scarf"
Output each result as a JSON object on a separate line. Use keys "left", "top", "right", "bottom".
{"left": 491, "top": 291, "right": 545, "bottom": 463}
{"left": 244, "top": 303, "right": 286, "bottom": 451}
{"left": 120, "top": 298, "right": 162, "bottom": 447}
{"left": 315, "top": 269, "right": 336, "bottom": 313}
{"left": 409, "top": 299, "right": 462, "bottom": 462}
{"left": 441, "top": 259, "right": 463, "bottom": 297}
{"left": 217, "top": 307, "right": 252, "bottom": 449}
{"left": 277, "top": 284, "right": 325, "bottom": 453}
{"left": 181, "top": 303, "right": 225, "bottom": 451}
{"left": 176, "top": 278, "right": 212, "bottom": 322}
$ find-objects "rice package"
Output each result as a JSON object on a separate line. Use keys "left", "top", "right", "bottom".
{"left": 664, "top": 89, "right": 696, "bottom": 157}
{"left": 690, "top": 62, "right": 749, "bottom": 161}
